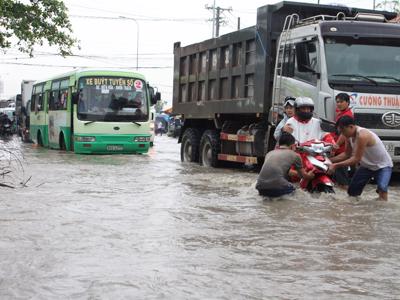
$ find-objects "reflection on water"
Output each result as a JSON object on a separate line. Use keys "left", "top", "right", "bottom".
{"left": 0, "top": 136, "right": 400, "bottom": 299}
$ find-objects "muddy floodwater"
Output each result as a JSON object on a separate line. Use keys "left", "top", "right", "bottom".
{"left": 1, "top": 136, "right": 400, "bottom": 299}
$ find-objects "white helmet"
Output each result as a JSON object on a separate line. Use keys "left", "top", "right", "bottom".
{"left": 294, "top": 97, "right": 314, "bottom": 121}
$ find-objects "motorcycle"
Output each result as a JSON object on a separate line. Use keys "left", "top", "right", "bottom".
{"left": 0, "top": 121, "right": 12, "bottom": 137}
{"left": 294, "top": 139, "right": 335, "bottom": 193}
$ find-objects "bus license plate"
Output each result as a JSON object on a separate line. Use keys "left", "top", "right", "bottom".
{"left": 107, "top": 145, "right": 123, "bottom": 151}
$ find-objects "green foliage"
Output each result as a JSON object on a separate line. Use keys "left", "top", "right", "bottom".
{"left": 0, "top": 0, "right": 77, "bottom": 56}
{"left": 377, "top": 0, "right": 400, "bottom": 13}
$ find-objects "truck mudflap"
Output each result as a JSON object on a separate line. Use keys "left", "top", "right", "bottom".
{"left": 218, "top": 153, "right": 258, "bottom": 164}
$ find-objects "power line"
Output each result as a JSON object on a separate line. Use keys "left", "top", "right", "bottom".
{"left": 1, "top": 49, "right": 172, "bottom": 58}
{"left": 69, "top": 4, "right": 205, "bottom": 22}
{"left": 0, "top": 61, "right": 172, "bottom": 69}
{"left": 0, "top": 54, "right": 172, "bottom": 61}
{"left": 70, "top": 14, "right": 205, "bottom": 22}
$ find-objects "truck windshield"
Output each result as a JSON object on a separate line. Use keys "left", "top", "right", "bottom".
{"left": 325, "top": 37, "right": 400, "bottom": 86}
{"left": 77, "top": 76, "right": 148, "bottom": 122}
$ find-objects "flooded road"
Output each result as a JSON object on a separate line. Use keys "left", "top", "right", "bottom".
{"left": 1, "top": 136, "right": 400, "bottom": 299}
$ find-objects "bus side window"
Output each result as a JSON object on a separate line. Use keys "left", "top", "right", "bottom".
{"left": 31, "top": 94, "right": 36, "bottom": 112}
{"left": 38, "top": 93, "right": 44, "bottom": 111}
{"left": 49, "top": 91, "right": 56, "bottom": 110}
{"left": 60, "top": 89, "right": 68, "bottom": 110}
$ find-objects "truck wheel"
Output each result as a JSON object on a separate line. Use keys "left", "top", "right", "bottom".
{"left": 181, "top": 128, "right": 200, "bottom": 162}
{"left": 199, "top": 130, "right": 220, "bottom": 167}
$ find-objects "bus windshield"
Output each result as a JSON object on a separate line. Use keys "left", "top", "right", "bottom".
{"left": 325, "top": 36, "right": 400, "bottom": 85}
{"left": 77, "top": 76, "right": 148, "bottom": 122}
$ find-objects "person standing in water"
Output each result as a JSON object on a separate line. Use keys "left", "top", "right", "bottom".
{"left": 328, "top": 116, "right": 393, "bottom": 201}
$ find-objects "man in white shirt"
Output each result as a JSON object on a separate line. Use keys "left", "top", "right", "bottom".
{"left": 283, "top": 97, "right": 327, "bottom": 143}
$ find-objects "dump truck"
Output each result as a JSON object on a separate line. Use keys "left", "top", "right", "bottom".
{"left": 173, "top": 1, "right": 400, "bottom": 170}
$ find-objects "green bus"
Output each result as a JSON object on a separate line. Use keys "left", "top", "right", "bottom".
{"left": 29, "top": 69, "right": 160, "bottom": 154}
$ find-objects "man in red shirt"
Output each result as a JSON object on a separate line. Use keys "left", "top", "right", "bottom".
{"left": 333, "top": 93, "right": 354, "bottom": 188}
{"left": 335, "top": 93, "right": 353, "bottom": 121}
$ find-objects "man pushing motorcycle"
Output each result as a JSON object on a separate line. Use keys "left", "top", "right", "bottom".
{"left": 256, "top": 132, "right": 315, "bottom": 198}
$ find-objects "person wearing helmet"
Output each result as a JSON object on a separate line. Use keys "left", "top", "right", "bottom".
{"left": 273, "top": 96, "right": 295, "bottom": 141}
{"left": 283, "top": 96, "right": 327, "bottom": 143}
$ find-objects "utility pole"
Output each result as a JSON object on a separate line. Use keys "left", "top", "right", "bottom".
{"left": 215, "top": 7, "right": 221, "bottom": 37}
{"left": 206, "top": 3, "right": 232, "bottom": 38}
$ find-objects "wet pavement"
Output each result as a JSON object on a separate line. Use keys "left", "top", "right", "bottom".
{"left": 1, "top": 136, "right": 400, "bottom": 299}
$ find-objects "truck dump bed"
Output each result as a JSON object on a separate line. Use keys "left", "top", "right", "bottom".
{"left": 173, "top": 1, "right": 396, "bottom": 119}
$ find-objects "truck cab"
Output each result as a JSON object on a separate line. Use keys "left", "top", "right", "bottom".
{"left": 272, "top": 13, "right": 400, "bottom": 170}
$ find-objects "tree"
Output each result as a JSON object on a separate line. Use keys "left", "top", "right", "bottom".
{"left": 377, "top": 0, "right": 400, "bottom": 13}
{"left": 0, "top": 0, "right": 77, "bottom": 56}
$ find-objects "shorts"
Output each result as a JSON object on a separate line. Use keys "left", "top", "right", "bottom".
{"left": 348, "top": 166, "right": 392, "bottom": 196}
{"left": 257, "top": 184, "right": 295, "bottom": 198}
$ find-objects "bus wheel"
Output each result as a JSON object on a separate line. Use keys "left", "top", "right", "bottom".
{"left": 181, "top": 128, "right": 200, "bottom": 163}
{"left": 59, "top": 133, "right": 66, "bottom": 151}
{"left": 199, "top": 130, "right": 220, "bottom": 168}
{"left": 37, "top": 132, "right": 43, "bottom": 147}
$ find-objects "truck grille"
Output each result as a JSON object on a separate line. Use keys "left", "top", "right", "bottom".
{"left": 354, "top": 113, "right": 400, "bottom": 130}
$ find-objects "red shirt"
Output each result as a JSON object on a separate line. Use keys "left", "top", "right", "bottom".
{"left": 334, "top": 108, "right": 353, "bottom": 154}
{"left": 335, "top": 108, "right": 353, "bottom": 122}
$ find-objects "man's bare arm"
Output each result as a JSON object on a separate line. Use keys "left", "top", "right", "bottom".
{"left": 334, "top": 131, "right": 369, "bottom": 168}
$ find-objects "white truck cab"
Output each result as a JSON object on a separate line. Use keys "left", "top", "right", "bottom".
{"left": 272, "top": 13, "right": 400, "bottom": 170}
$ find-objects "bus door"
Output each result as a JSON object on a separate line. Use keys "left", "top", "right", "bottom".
{"left": 31, "top": 85, "right": 48, "bottom": 146}
{"left": 47, "top": 79, "right": 70, "bottom": 150}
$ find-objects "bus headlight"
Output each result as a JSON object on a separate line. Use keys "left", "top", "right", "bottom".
{"left": 133, "top": 136, "right": 150, "bottom": 142}
{"left": 75, "top": 136, "right": 96, "bottom": 142}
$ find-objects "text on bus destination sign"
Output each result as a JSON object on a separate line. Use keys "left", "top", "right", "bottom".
{"left": 85, "top": 77, "right": 142, "bottom": 88}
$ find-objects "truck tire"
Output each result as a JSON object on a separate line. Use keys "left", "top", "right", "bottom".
{"left": 181, "top": 128, "right": 200, "bottom": 163}
{"left": 199, "top": 130, "right": 220, "bottom": 167}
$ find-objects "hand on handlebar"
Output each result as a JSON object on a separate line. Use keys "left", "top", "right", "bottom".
{"left": 303, "top": 169, "right": 315, "bottom": 180}
{"left": 327, "top": 164, "right": 336, "bottom": 175}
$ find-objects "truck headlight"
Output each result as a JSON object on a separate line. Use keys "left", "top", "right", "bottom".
{"left": 75, "top": 136, "right": 96, "bottom": 142}
{"left": 133, "top": 136, "right": 150, "bottom": 142}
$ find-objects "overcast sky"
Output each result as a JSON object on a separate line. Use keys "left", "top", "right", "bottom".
{"left": 0, "top": 0, "right": 379, "bottom": 106}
